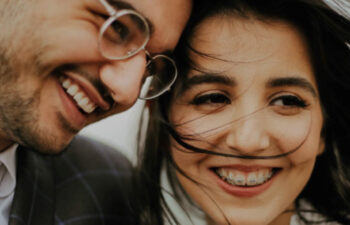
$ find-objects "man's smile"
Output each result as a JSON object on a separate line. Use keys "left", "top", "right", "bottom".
{"left": 56, "top": 68, "right": 111, "bottom": 115}
{"left": 60, "top": 76, "right": 97, "bottom": 114}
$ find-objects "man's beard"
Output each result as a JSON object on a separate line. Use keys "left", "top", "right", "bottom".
{"left": 0, "top": 51, "right": 76, "bottom": 154}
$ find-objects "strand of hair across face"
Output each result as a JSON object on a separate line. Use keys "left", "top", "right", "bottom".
{"left": 166, "top": 123, "right": 309, "bottom": 160}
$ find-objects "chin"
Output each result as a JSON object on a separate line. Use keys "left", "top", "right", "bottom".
{"left": 18, "top": 130, "right": 75, "bottom": 155}
{"left": 205, "top": 206, "right": 277, "bottom": 225}
{"left": 32, "top": 140, "right": 72, "bottom": 155}
{"left": 215, "top": 218, "right": 271, "bottom": 225}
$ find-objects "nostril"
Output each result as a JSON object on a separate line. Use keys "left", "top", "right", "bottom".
{"left": 104, "top": 91, "right": 116, "bottom": 106}
{"left": 99, "top": 53, "right": 147, "bottom": 104}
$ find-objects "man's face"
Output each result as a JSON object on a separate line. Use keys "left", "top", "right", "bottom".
{"left": 0, "top": 0, "right": 191, "bottom": 153}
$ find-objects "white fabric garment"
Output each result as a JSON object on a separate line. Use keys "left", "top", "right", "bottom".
{"left": 161, "top": 168, "right": 342, "bottom": 225}
{"left": 290, "top": 200, "right": 341, "bottom": 225}
{"left": 0, "top": 144, "right": 18, "bottom": 225}
{"left": 161, "top": 169, "right": 206, "bottom": 225}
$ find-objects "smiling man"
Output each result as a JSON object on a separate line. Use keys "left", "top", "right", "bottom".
{"left": 0, "top": 0, "right": 192, "bottom": 224}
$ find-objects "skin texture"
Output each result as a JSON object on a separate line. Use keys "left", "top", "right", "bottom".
{"left": 169, "top": 16, "right": 324, "bottom": 225}
{"left": 0, "top": 0, "right": 191, "bottom": 153}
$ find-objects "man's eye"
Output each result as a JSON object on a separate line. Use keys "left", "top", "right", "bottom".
{"left": 191, "top": 93, "right": 231, "bottom": 105}
{"left": 111, "top": 20, "right": 130, "bottom": 41}
{"left": 271, "top": 95, "right": 307, "bottom": 108}
{"left": 102, "top": 20, "right": 130, "bottom": 45}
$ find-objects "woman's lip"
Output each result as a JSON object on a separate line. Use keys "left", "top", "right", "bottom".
{"left": 56, "top": 77, "right": 87, "bottom": 128}
{"left": 211, "top": 168, "right": 280, "bottom": 198}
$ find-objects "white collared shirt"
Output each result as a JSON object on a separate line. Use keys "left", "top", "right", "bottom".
{"left": 0, "top": 144, "right": 18, "bottom": 225}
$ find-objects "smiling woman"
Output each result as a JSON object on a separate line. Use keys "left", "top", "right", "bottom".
{"left": 167, "top": 17, "right": 323, "bottom": 224}
{"left": 133, "top": 0, "right": 350, "bottom": 225}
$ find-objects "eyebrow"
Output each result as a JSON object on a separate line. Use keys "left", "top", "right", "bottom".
{"left": 266, "top": 76, "right": 317, "bottom": 97}
{"left": 182, "top": 74, "right": 317, "bottom": 97}
{"left": 108, "top": 0, "right": 155, "bottom": 35}
{"left": 182, "top": 73, "right": 236, "bottom": 92}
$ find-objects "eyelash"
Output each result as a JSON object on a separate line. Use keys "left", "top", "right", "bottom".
{"left": 191, "top": 93, "right": 231, "bottom": 105}
{"left": 270, "top": 94, "right": 309, "bottom": 109}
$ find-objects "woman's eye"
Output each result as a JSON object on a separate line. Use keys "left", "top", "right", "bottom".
{"left": 271, "top": 95, "right": 307, "bottom": 108}
{"left": 191, "top": 93, "right": 231, "bottom": 105}
{"left": 270, "top": 95, "right": 309, "bottom": 116}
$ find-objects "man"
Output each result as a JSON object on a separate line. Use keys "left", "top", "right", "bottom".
{"left": 0, "top": 0, "right": 192, "bottom": 224}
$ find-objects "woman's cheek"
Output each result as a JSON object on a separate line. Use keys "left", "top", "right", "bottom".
{"left": 286, "top": 134, "right": 324, "bottom": 165}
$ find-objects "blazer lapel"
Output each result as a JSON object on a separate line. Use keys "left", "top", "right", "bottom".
{"left": 9, "top": 146, "right": 55, "bottom": 225}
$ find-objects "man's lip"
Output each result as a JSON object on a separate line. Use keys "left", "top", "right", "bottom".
{"left": 59, "top": 70, "right": 111, "bottom": 111}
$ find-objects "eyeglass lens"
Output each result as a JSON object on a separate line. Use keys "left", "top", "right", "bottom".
{"left": 99, "top": 10, "right": 177, "bottom": 99}
{"left": 100, "top": 12, "right": 148, "bottom": 59}
{"left": 139, "top": 55, "right": 177, "bottom": 99}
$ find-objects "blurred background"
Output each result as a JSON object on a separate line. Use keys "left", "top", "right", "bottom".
{"left": 79, "top": 99, "right": 145, "bottom": 163}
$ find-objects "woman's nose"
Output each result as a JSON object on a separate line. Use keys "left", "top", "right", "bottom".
{"left": 99, "top": 52, "right": 147, "bottom": 108}
{"left": 225, "top": 114, "right": 270, "bottom": 155}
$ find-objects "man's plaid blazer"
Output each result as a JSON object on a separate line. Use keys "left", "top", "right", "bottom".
{"left": 8, "top": 136, "right": 136, "bottom": 225}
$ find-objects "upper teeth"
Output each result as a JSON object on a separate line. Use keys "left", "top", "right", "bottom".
{"left": 216, "top": 168, "right": 274, "bottom": 187}
{"left": 60, "top": 76, "right": 97, "bottom": 114}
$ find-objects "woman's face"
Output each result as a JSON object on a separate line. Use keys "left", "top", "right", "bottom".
{"left": 169, "top": 16, "right": 324, "bottom": 225}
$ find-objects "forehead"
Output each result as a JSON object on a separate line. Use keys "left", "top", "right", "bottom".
{"left": 118, "top": 0, "right": 192, "bottom": 53}
{"left": 189, "top": 16, "right": 315, "bottom": 82}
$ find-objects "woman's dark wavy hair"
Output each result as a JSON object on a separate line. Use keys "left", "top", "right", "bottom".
{"left": 133, "top": 0, "right": 350, "bottom": 224}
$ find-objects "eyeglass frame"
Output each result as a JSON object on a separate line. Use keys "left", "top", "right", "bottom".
{"left": 97, "top": 0, "right": 178, "bottom": 99}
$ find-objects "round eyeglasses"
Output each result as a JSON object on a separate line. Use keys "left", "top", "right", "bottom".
{"left": 98, "top": 0, "right": 177, "bottom": 100}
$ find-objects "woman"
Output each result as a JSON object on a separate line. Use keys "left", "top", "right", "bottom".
{"left": 133, "top": 0, "right": 350, "bottom": 224}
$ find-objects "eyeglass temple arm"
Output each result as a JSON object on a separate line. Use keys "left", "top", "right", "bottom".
{"left": 98, "top": 0, "right": 117, "bottom": 15}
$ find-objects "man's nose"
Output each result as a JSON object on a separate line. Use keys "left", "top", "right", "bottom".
{"left": 99, "top": 52, "right": 147, "bottom": 108}
{"left": 225, "top": 114, "right": 270, "bottom": 155}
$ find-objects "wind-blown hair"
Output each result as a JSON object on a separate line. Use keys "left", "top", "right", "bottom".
{"left": 133, "top": 0, "right": 350, "bottom": 224}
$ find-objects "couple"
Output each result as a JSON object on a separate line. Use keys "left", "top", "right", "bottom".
{"left": 0, "top": 0, "right": 349, "bottom": 224}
